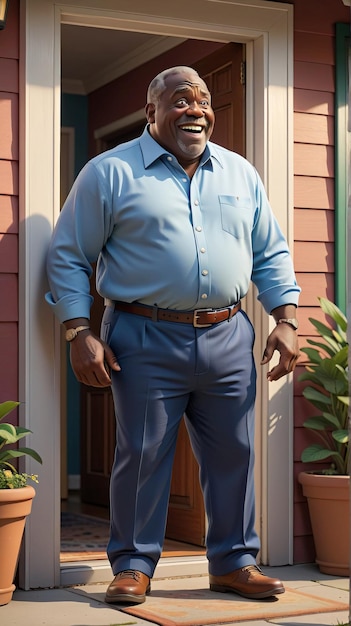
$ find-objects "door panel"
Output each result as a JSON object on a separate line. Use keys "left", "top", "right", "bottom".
{"left": 80, "top": 42, "right": 245, "bottom": 547}
{"left": 81, "top": 386, "right": 115, "bottom": 506}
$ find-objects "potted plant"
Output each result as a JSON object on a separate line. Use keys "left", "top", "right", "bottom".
{"left": 298, "top": 297, "right": 349, "bottom": 576}
{"left": 0, "top": 400, "right": 42, "bottom": 605}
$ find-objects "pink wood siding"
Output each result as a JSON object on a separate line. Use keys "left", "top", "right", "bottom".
{"left": 292, "top": 0, "right": 349, "bottom": 564}
{"left": 0, "top": 0, "right": 19, "bottom": 402}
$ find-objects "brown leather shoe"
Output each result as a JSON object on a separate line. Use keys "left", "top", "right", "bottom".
{"left": 209, "top": 564, "right": 285, "bottom": 599}
{"left": 105, "top": 569, "right": 151, "bottom": 604}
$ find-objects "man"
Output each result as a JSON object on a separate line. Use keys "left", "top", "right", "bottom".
{"left": 46, "top": 66, "right": 300, "bottom": 605}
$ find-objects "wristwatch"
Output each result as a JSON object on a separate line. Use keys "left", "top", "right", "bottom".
{"left": 65, "top": 325, "right": 90, "bottom": 342}
{"left": 277, "top": 318, "right": 299, "bottom": 330}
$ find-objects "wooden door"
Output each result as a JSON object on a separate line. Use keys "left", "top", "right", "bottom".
{"left": 81, "top": 42, "right": 245, "bottom": 547}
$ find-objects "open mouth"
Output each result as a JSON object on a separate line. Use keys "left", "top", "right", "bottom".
{"left": 179, "top": 124, "right": 204, "bottom": 134}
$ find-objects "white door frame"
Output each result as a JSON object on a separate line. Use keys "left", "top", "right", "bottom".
{"left": 19, "top": 0, "right": 294, "bottom": 589}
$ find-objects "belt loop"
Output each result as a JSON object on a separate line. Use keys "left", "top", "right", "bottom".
{"left": 152, "top": 305, "right": 158, "bottom": 322}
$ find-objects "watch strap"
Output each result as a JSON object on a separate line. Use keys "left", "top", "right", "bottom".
{"left": 65, "top": 325, "right": 90, "bottom": 342}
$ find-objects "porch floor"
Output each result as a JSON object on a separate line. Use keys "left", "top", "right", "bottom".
{"left": 2, "top": 563, "right": 349, "bottom": 626}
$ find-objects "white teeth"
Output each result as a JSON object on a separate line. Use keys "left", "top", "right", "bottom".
{"left": 180, "top": 125, "right": 202, "bottom": 132}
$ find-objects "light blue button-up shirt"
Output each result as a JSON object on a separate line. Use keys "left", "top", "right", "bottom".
{"left": 46, "top": 126, "right": 300, "bottom": 322}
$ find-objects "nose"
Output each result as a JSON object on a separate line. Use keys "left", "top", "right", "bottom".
{"left": 186, "top": 101, "right": 204, "bottom": 117}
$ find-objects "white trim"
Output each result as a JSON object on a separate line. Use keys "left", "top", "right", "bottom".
{"left": 20, "top": 0, "right": 62, "bottom": 590}
{"left": 22, "top": 0, "right": 294, "bottom": 588}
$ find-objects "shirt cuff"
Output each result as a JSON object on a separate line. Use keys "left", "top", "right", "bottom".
{"left": 45, "top": 292, "right": 93, "bottom": 323}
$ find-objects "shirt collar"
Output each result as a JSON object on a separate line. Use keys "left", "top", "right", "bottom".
{"left": 140, "top": 125, "right": 224, "bottom": 170}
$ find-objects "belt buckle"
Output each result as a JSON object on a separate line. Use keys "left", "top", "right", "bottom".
{"left": 193, "top": 308, "right": 212, "bottom": 328}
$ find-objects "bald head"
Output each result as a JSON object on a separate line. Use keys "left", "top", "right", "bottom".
{"left": 147, "top": 66, "right": 200, "bottom": 104}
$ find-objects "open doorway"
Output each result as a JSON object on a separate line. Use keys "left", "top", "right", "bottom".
{"left": 22, "top": 0, "right": 294, "bottom": 590}
{"left": 59, "top": 30, "right": 246, "bottom": 563}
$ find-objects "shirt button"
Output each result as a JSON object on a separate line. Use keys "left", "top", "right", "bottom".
{"left": 195, "top": 226, "right": 202, "bottom": 232}
{"left": 200, "top": 247, "right": 206, "bottom": 253}
{"left": 202, "top": 270, "right": 209, "bottom": 276}
{"left": 201, "top": 293, "right": 208, "bottom": 299}
{"left": 194, "top": 200, "right": 199, "bottom": 206}
{"left": 167, "top": 156, "right": 172, "bottom": 161}
{"left": 182, "top": 178, "right": 187, "bottom": 182}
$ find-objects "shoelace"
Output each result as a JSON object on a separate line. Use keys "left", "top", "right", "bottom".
{"left": 117, "top": 569, "right": 141, "bottom": 581}
{"left": 241, "top": 565, "right": 264, "bottom": 575}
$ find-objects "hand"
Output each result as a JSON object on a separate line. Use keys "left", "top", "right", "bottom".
{"left": 261, "top": 323, "right": 300, "bottom": 381}
{"left": 69, "top": 330, "right": 121, "bottom": 387}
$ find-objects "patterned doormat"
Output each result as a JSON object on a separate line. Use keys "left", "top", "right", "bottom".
{"left": 60, "top": 512, "right": 206, "bottom": 562}
{"left": 121, "top": 582, "right": 349, "bottom": 626}
{"left": 60, "top": 512, "right": 109, "bottom": 562}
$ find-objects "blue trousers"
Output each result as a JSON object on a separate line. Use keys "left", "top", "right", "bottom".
{"left": 101, "top": 306, "right": 260, "bottom": 578}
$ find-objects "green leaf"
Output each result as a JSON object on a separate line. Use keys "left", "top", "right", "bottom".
{"left": 318, "top": 373, "right": 347, "bottom": 396}
{"left": 332, "top": 329, "right": 348, "bottom": 345}
{"left": 332, "top": 430, "right": 349, "bottom": 444}
{"left": 319, "top": 297, "right": 347, "bottom": 332}
{"left": 303, "top": 339, "right": 335, "bottom": 358}
{"left": 333, "top": 345, "right": 349, "bottom": 366}
{"left": 0, "top": 447, "right": 42, "bottom": 465}
{"left": 18, "top": 447, "right": 42, "bottom": 464}
{"left": 303, "top": 412, "right": 340, "bottom": 430}
{"left": 308, "top": 317, "right": 335, "bottom": 340}
{"left": 303, "top": 386, "right": 332, "bottom": 407}
{"left": 301, "top": 444, "right": 343, "bottom": 464}
{"left": 300, "top": 347, "right": 323, "bottom": 364}
{"left": 0, "top": 424, "right": 32, "bottom": 445}
{"left": 0, "top": 401, "right": 19, "bottom": 421}
{"left": 338, "top": 395, "right": 350, "bottom": 406}
{"left": 0, "top": 423, "right": 18, "bottom": 443}
{"left": 298, "top": 370, "right": 319, "bottom": 384}
{"left": 323, "top": 335, "right": 345, "bottom": 353}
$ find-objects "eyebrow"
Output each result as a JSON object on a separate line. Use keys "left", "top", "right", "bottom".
{"left": 172, "top": 83, "right": 210, "bottom": 98}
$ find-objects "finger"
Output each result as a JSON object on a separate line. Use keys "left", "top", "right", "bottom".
{"left": 104, "top": 343, "right": 121, "bottom": 371}
{"left": 261, "top": 346, "right": 274, "bottom": 365}
{"left": 267, "top": 355, "right": 298, "bottom": 381}
{"left": 287, "top": 354, "right": 300, "bottom": 373}
{"left": 93, "top": 368, "right": 112, "bottom": 387}
{"left": 74, "top": 363, "right": 112, "bottom": 387}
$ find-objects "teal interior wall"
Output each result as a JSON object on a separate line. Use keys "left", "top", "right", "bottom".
{"left": 61, "top": 93, "right": 88, "bottom": 478}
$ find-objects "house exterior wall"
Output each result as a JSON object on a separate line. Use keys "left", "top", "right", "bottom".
{"left": 0, "top": 0, "right": 349, "bottom": 576}
{"left": 292, "top": 0, "right": 349, "bottom": 562}
{"left": 0, "top": 0, "right": 19, "bottom": 406}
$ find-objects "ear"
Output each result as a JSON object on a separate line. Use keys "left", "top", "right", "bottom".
{"left": 145, "top": 102, "right": 156, "bottom": 123}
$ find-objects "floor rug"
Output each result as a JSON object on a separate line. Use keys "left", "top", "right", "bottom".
{"left": 122, "top": 583, "right": 349, "bottom": 626}
{"left": 60, "top": 511, "right": 206, "bottom": 562}
{"left": 60, "top": 512, "right": 109, "bottom": 561}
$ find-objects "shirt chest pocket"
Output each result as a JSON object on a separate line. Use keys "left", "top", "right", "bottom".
{"left": 219, "top": 195, "right": 253, "bottom": 239}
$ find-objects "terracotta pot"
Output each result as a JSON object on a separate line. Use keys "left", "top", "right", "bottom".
{"left": 298, "top": 472, "right": 350, "bottom": 576}
{"left": 0, "top": 486, "right": 35, "bottom": 605}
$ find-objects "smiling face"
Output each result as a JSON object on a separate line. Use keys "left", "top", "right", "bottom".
{"left": 145, "top": 68, "right": 215, "bottom": 174}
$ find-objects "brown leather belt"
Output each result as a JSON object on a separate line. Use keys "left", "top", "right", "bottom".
{"left": 108, "top": 300, "right": 241, "bottom": 328}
